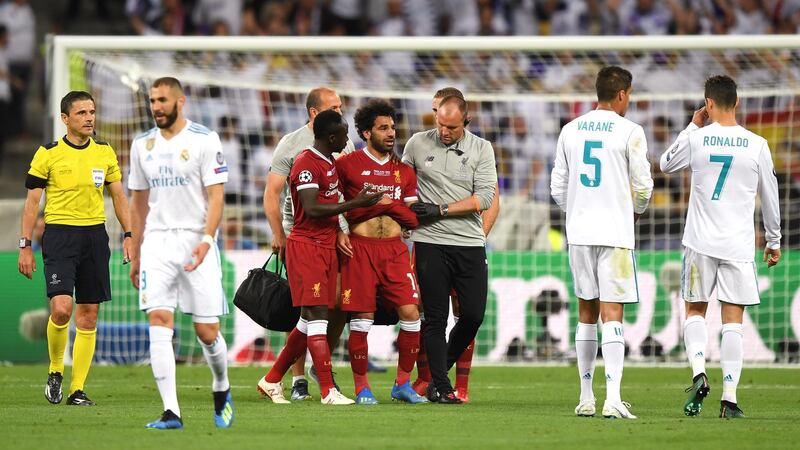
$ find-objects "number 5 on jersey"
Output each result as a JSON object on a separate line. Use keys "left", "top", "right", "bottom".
{"left": 580, "top": 140, "right": 602, "bottom": 188}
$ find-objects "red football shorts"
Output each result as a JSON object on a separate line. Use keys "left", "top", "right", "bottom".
{"left": 339, "top": 234, "right": 419, "bottom": 312}
{"left": 286, "top": 238, "right": 337, "bottom": 308}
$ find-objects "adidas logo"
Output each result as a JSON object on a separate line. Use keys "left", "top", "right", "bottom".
{"left": 723, "top": 374, "right": 734, "bottom": 382}
{"left": 694, "top": 351, "right": 704, "bottom": 358}
{"left": 582, "top": 373, "right": 592, "bottom": 380}
{"left": 606, "top": 374, "right": 612, "bottom": 381}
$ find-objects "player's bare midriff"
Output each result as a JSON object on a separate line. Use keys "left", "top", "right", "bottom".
{"left": 350, "top": 214, "right": 403, "bottom": 239}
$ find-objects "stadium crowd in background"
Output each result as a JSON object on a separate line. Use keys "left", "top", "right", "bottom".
{"left": 4, "top": 0, "right": 800, "bottom": 255}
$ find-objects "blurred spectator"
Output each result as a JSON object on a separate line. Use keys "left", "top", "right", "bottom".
{"left": 0, "top": 0, "right": 34, "bottom": 136}
{"left": 729, "top": 0, "right": 771, "bottom": 34}
{"left": 441, "top": 0, "right": 479, "bottom": 35}
{"left": 125, "top": 0, "right": 162, "bottom": 35}
{"left": 194, "top": 0, "right": 243, "bottom": 35}
{"left": 499, "top": 0, "right": 538, "bottom": 36}
{"left": 0, "top": 24, "right": 10, "bottom": 166}
{"left": 64, "top": 0, "right": 109, "bottom": 19}
{"left": 328, "top": 0, "right": 365, "bottom": 35}
{"left": 622, "top": 0, "right": 674, "bottom": 35}
{"left": 287, "top": 0, "right": 323, "bottom": 35}
{"left": 219, "top": 116, "right": 246, "bottom": 204}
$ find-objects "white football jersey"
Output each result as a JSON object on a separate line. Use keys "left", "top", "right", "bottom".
{"left": 551, "top": 109, "right": 653, "bottom": 249}
{"left": 660, "top": 122, "right": 781, "bottom": 261}
{"left": 128, "top": 120, "right": 228, "bottom": 233}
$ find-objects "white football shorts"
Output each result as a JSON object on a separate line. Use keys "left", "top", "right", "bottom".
{"left": 138, "top": 229, "right": 228, "bottom": 320}
{"left": 681, "top": 246, "right": 760, "bottom": 306}
{"left": 568, "top": 245, "right": 639, "bottom": 303}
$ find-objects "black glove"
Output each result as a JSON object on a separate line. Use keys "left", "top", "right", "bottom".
{"left": 411, "top": 202, "right": 442, "bottom": 219}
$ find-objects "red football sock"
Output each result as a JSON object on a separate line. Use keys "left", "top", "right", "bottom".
{"left": 396, "top": 329, "right": 419, "bottom": 386}
{"left": 348, "top": 330, "right": 370, "bottom": 395}
{"left": 308, "top": 334, "right": 335, "bottom": 398}
{"left": 415, "top": 321, "right": 431, "bottom": 383}
{"left": 455, "top": 339, "right": 475, "bottom": 390}
{"left": 265, "top": 327, "right": 307, "bottom": 383}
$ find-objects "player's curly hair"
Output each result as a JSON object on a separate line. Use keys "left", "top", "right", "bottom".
{"left": 354, "top": 98, "right": 397, "bottom": 141}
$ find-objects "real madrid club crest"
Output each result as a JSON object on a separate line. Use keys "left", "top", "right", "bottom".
{"left": 145, "top": 138, "right": 155, "bottom": 151}
{"left": 180, "top": 149, "right": 190, "bottom": 161}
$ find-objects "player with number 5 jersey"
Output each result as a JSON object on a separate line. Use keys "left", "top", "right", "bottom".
{"left": 551, "top": 66, "right": 653, "bottom": 420}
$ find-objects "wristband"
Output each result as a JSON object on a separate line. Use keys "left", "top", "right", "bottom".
{"left": 202, "top": 234, "right": 215, "bottom": 245}
{"left": 123, "top": 231, "right": 132, "bottom": 239}
{"left": 439, "top": 204, "right": 449, "bottom": 216}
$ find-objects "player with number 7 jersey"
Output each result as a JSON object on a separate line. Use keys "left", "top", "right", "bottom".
{"left": 551, "top": 66, "right": 653, "bottom": 419}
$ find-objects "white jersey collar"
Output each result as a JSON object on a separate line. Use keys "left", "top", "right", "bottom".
{"left": 362, "top": 148, "right": 391, "bottom": 166}
{"left": 308, "top": 146, "right": 333, "bottom": 165}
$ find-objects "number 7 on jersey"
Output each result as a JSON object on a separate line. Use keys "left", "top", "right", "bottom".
{"left": 709, "top": 154, "right": 733, "bottom": 200}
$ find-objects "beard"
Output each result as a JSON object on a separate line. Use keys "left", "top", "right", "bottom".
{"left": 370, "top": 133, "right": 394, "bottom": 155}
{"left": 154, "top": 104, "right": 179, "bottom": 129}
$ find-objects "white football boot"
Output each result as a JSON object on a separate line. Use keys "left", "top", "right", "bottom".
{"left": 602, "top": 400, "right": 637, "bottom": 419}
{"left": 321, "top": 387, "right": 355, "bottom": 405}
{"left": 257, "top": 378, "right": 290, "bottom": 404}
{"left": 575, "top": 398, "right": 596, "bottom": 417}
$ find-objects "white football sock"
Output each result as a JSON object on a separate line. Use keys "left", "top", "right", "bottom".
{"left": 683, "top": 315, "right": 708, "bottom": 378}
{"left": 198, "top": 333, "right": 230, "bottom": 392}
{"left": 575, "top": 322, "right": 598, "bottom": 402}
{"left": 601, "top": 321, "right": 625, "bottom": 403}
{"left": 149, "top": 326, "right": 180, "bottom": 417}
{"left": 720, "top": 323, "right": 743, "bottom": 404}
{"left": 292, "top": 375, "right": 306, "bottom": 384}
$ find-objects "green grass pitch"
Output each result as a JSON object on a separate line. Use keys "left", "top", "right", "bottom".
{"left": 2, "top": 365, "right": 798, "bottom": 449}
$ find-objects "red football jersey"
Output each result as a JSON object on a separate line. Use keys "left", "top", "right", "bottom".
{"left": 335, "top": 148, "right": 419, "bottom": 227}
{"left": 288, "top": 148, "right": 340, "bottom": 248}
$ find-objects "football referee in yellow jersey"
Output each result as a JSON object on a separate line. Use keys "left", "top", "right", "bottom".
{"left": 18, "top": 91, "right": 133, "bottom": 406}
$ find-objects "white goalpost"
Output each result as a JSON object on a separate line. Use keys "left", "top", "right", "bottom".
{"left": 48, "top": 35, "right": 800, "bottom": 366}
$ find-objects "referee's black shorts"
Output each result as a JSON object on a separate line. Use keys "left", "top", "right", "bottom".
{"left": 42, "top": 224, "right": 111, "bottom": 303}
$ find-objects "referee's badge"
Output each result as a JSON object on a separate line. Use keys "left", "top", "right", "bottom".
{"left": 92, "top": 168, "right": 105, "bottom": 188}
{"left": 145, "top": 138, "right": 155, "bottom": 151}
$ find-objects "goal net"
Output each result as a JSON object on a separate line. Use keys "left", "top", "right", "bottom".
{"left": 49, "top": 36, "right": 800, "bottom": 366}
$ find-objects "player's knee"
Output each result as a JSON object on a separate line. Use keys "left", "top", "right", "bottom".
{"left": 49, "top": 298, "right": 73, "bottom": 325}
{"left": 397, "top": 305, "right": 419, "bottom": 322}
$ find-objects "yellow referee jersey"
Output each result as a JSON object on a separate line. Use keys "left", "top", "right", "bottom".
{"left": 27, "top": 136, "right": 122, "bottom": 226}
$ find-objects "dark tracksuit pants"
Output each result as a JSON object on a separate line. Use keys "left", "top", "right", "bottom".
{"left": 414, "top": 241, "right": 487, "bottom": 391}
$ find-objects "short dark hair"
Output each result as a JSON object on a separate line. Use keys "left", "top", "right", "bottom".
{"left": 704, "top": 75, "right": 737, "bottom": 109}
{"left": 354, "top": 99, "right": 396, "bottom": 140}
{"left": 596, "top": 66, "right": 633, "bottom": 102}
{"left": 60, "top": 91, "right": 94, "bottom": 115}
{"left": 306, "top": 87, "right": 335, "bottom": 113}
{"left": 152, "top": 76, "right": 183, "bottom": 94}
{"left": 433, "top": 87, "right": 464, "bottom": 100}
{"left": 313, "top": 109, "right": 345, "bottom": 140}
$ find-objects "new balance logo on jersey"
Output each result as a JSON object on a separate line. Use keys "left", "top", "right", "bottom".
{"left": 361, "top": 170, "right": 371, "bottom": 176}
{"left": 424, "top": 156, "right": 435, "bottom": 167}
{"left": 723, "top": 374, "right": 734, "bottom": 382}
